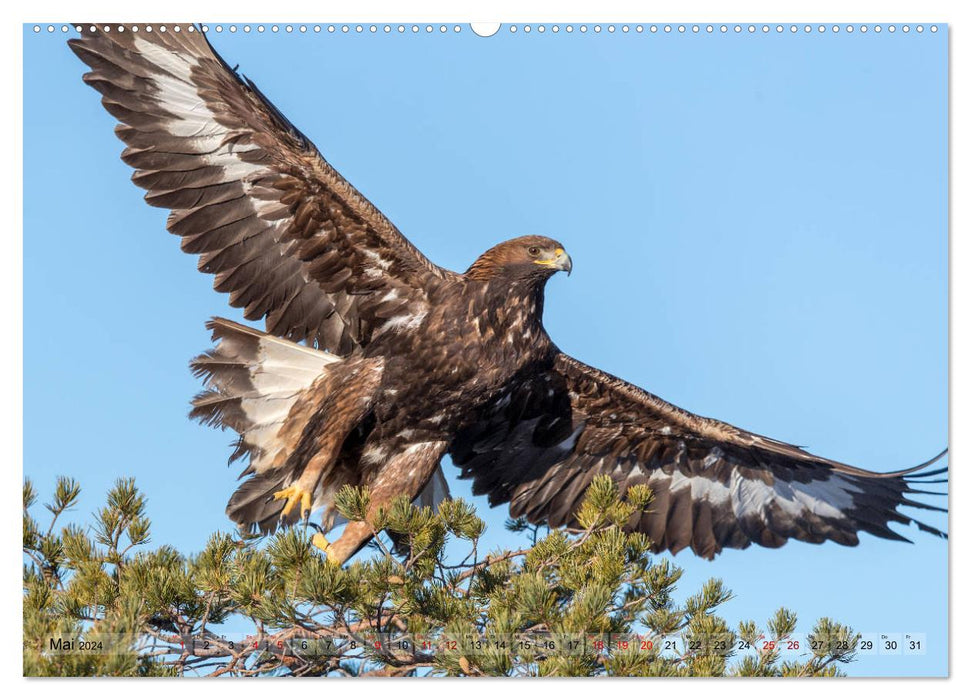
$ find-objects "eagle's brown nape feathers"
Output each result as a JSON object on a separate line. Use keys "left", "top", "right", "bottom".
{"left": 70, "top": 23, "right": 946, "bottom": 564}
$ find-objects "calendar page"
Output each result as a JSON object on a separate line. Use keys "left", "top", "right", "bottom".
{"left": 23, "top": 20, "right": 948, "bottom": 678}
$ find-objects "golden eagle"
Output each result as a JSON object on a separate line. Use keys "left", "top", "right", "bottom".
{"left": 69, "top": 25, "right": 946, "bottom": 563}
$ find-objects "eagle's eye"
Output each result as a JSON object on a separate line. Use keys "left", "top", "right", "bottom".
{"left": 527, "top": 246, "right": 541, "bottom": 257}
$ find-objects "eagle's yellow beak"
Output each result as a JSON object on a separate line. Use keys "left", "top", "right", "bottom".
{"left": 535, "top": 247, "right": 573, "bottom": 275}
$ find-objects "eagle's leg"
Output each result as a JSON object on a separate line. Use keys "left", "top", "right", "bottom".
{"left": 272, "top": 357, "right": 386, "bottom": 525}
{"left": 320, "top": 440, "right": 449, "bottom": 565}
{"left": 315, "top": 521, "right": 374, "bottom": 564}
{"left": 270, "top": 447, "right": 339, "bottom": 522}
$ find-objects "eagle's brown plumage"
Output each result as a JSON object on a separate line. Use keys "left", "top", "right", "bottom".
{"left": 70, "top": 24, "right": 946, "bottom": 563}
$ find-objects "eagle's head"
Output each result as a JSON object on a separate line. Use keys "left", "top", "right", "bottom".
{"left": 465, "top": 235, "right": 572, "bottom": 282}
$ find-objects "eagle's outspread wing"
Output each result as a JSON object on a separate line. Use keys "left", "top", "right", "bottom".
{"left": 451, "top": 353, "right": 947, "bottom": 559}
{"left": 69, "top": 25, "right": 454, "bottom": 354}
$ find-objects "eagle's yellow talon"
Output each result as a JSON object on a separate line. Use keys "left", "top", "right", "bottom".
{"left": 311, "top": 533, "right": 341, "bottom": 564}
{"left": 273, "top": 485, "right": 313, "bottom": 519}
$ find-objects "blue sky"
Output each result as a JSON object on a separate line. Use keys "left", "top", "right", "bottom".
{"left": 23, "top": 24, "right": 947, "bottom": 676}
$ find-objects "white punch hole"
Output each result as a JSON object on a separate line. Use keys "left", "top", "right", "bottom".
{"left": 470, "top": 23, "right": 501, "bottom": 38}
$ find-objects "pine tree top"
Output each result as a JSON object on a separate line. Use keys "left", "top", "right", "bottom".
{"left": 23, "top": 476, "right": 859, "bottom": 677}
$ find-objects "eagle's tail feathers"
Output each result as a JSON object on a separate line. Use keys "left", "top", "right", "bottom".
{"left": 190, "top": 317, "right": 341, "bottom": 474}
{"left": 225, "top": 467, "right": 292, "bottom": 534}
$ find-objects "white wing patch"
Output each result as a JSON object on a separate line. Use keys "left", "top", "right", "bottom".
{"left": 730, "top": 470, "right": 859, "bottom": 523}
{"left": 650, "top": 470, "right": 731, "bottom": 506}
{"left": 134, "top": 40, "right": 224, "bottom": 144}
{"left": 643, "top": 460, "right": 860, "bottom": 520}
{"left": 133, "top": 36, "right": 272, "bottom": 212}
